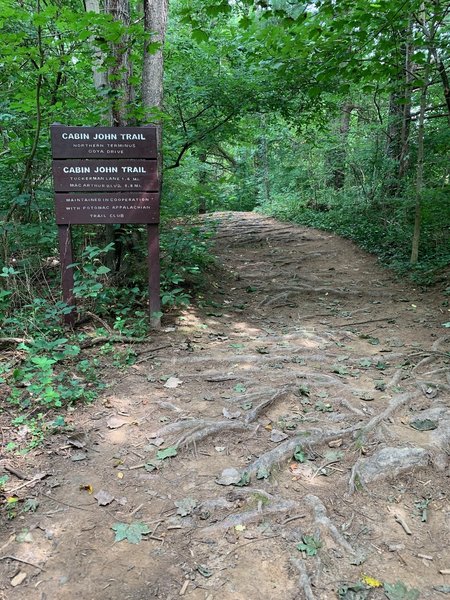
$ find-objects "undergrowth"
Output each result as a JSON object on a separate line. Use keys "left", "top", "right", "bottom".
{"left": 259, "top": 192, "right": 450, "bottom": 285}
{"left": 0, "top": 219, "right": 215, "bottom": 453}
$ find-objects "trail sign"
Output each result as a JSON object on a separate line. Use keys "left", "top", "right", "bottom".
{"left": 51, "top": 125, "right": 161, "bottom": 326}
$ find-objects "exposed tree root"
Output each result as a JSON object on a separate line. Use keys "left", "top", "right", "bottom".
{"left": 245, "top": 387, "right": 294, "bottom": 423}
{"left": 242, "top": 425, "right": 360, "bottom": 477}
{"left": 198, "top": 491, "right": 299, "bottom": 534}
{"left": 176, "top": 420, "right": 251, "bottom": 447}
{"left": 290, "top": 557, "right": 316, "bottom": 600}
{"left": 357, "top": 391, "right": 420, "bottom": 441}
{"left": 304, "top": 494, "right": 355, "bottom": 555}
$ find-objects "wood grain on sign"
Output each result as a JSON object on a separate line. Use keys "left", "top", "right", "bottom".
{"left": 54, "top": 193, "right": 160, "bottom": 224}
{"left": 51, "top": 125, "right": 157, "bottom": 159}
{"left": 52, "top": 160, "right": 159, "bottom": 192}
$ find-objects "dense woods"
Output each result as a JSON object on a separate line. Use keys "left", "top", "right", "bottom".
{"left": 0, "top": 0, "right": 449, "bottom": 447}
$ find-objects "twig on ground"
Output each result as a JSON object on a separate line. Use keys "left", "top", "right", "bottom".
{"left": 0, "top": 555, "right": 45, "bottom": 571}
{"left": 80, "top": 336, "right": 152, "bottom": 349}
{"left": 6, "top": 472, "right": 47, "bottom": 494}
{"left": 4, "top": 465, "right": 28, "bottom": 480}
{"left": 43, "top": 493, "right": 96, "bottom": 512}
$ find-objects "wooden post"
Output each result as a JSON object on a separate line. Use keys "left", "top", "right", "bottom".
{"left": 148, "top": 223, "right": 161, "bottom": 328}
{"left": 58, "top": 225, "right": 77, "bottom": 325}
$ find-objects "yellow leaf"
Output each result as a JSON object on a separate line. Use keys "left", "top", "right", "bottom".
{"left": 361, "top": 575, "right": 382, "bottom": 588}
{"left": 235, "top": 524, "right": 246, "bottom": 532}
{"left": 117, "top": 471, "right": 124, "bottom": 479}
{"left": 6, "top": 497, "right": 18, "bottom": 505}
{"left": 79, "top": 484, "right": 94, "bottom": 494}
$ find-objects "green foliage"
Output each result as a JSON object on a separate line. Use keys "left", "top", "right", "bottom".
{"left": 296, "top": 535, "right": 322, "bottom": 556}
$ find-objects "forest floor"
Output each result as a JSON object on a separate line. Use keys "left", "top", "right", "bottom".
{"left": 1, "top": 212, "right": 450, "bottom": 600}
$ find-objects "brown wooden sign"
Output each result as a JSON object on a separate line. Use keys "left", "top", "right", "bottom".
{"left": 55, "top": 193, "right": 160, "bottom": 224}
{"left": 51, "top": 124, "right": 161, "bottom": 327}
{"left": 52, "top": 159, "right": 158, "bottom": 193}
{"left": 51, "top": 125, "right": 157, "bottom": 159}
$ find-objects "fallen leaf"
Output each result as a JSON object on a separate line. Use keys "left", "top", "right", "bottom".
{"left": 16, "top": 529, "right": 33, "bottom": 543}
{"left": 361, "top": 575, "right": 382, "bottom": 588}
{"left": 112, "top": 521, "right": 150, "bottom": 544}
{"left": 107, "top": 416, "right": 129, "bottom": 429}
{"left": 410, "top": 418, "right": 437, "bottom": 431}
{"left": 117, "top": 471, "right": 124, "bottom": 479}
{"left": 175, "top": 497, "right": 197, "bottom": 517}
{"left": 256, "top": 466, "right": 270, "bottom": 480}
{"left": 164, "top": 377, "right": 183, "bottom": 389}
{"left": 384, "top": 580, "right": 420, "bottom": 600}
{"left": 156, "top": 446, "right": 177, "bottom": 460}
{"left": 94, "top": 489, "right": 115, "bottom": 506}
{"left": 197, "top": 564, "right": 213, "bottom": 578}
{"left": 67, "top": 432, "right": 87, "bottom": 448}
{"left": 235, "top": 524, "right": 246, "bottom": 532}
{"left": 328, "top": 439, "right": 343, "bottom": 448}
{"left": 80, "top": 484, "right": 94, "bottom": 494}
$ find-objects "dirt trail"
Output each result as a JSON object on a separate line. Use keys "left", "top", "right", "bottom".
{"left": 1, "top": 212, "right": 449, "bottom": 600}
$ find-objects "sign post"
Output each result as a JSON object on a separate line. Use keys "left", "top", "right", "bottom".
{"left": 51, "top": 125, "right": 161, "bottom": 327}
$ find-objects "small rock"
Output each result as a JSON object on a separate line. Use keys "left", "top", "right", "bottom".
{"left": 223, "top": 408, "right": 241, "bottom": 420}
{"left": 216, "top": 468, "right": 241, "bottom": 486}
{"left": 270, "top": 429, "right": 288, "bottom": 443}
{"left": 388, "top": 543, "right": 405, "bottom": 552}
{"left": 71, "top": 452, "right": 87, "bottom": 462}
{"left": 164, "top": 377, "right": 183, "bottom": 389}
{"left": 11, "top": 572, "right": 27, "bottom": 587}
{"left": 94, "top": 490, "right": 115, "bottom": 506}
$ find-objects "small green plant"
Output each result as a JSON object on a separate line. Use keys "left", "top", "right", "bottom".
{"left": 296, "top": 535, "right": 322, "bottom": 556}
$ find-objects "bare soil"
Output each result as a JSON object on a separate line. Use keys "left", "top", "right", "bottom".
{"left": 1, "top": 212, "right": 449, "bottom": 600}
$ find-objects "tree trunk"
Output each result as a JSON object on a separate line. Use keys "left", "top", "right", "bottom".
{"left": 258, "top": 115, "right": 271, "bottom": 205}
{"left": 105, "top": 0, "right": 133, "bottom": 126}
{"left": 142, "top": 0, "right": 168, "bottom": 329}
{"left": 386, "top": 22, "right": 412, "bottom": 192}
{"left": 410, "top": 49, "right": 431, "bottom": 265}
{"left": 85, "top": 0, "right": 108, "bottom": 98}
{"left": 332, "top": 101, "right": 353, "bottom": 190}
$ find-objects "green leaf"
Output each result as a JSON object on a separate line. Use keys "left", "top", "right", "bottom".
{"left": 234, "top": 383, "right": 246, "bottom": 393}
{"left": 156, "top": 446, "right": 178, "bottom": 460}
{"left": 293, "top": 445, "right": 306, "bottom": 462}
{"left": 256, "top": 466, "right": 270, "bottom": 480}
{"left": 96, "top": 265, "right": 111, "bottom": 275}
{"left": 410, "top": 419, "right": 437, "bottom": 431}
{"left": 235, "top": 471, "right": 250, "bottom": 486}
{"left": 112, "top": 521, "right": 151, "bottom": 544}
{"left": 197, "top": 564, "right": 213, "bottom": 578}
{"left": 384, "top": 581, "right": 419, "bottom": 600}
{"left": 296, "top": 535, "right": 322, "bottom": 556}
{"left": 175, "top": 497, "right": 197, "bottom": 517}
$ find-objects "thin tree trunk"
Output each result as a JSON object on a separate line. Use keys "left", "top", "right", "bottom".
{"left": 85, "top": 0, "right": 108, "bottom": 100}
{"left": 332, "top": 101, "right": 353, "bottom": 190}
{"left": 142, "top": 0, "right": 168, "bottom": 329}
{"left": 105, "top": 0, "right": 133, "bottom": 126}
{"left": 258, "top": 114, "right": 271, "bottom": 204}
{"left": 398, "top": 28, "right": 413, "bottom": 180}
{"left": 410, "top": 50, "right": 431, "bottom": 265}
